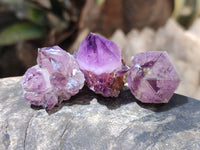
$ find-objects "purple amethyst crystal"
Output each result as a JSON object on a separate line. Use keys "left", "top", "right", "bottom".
{"left": 127, "top": 51, "right": 180, "bottom": 103}
{"left": 22, "top": 65, "right": 57, "bottom": 110}
{"left": 37, "top": 46, "right": 85, "bottom": 98}
{"left": 77, "top": 33, "right": 128, "bottom": 97}
{"left": 37, "top": 46, "right": 72, "bottom": 74}
{"left": 22, "top": 46, "right": 85, "bottom": 110}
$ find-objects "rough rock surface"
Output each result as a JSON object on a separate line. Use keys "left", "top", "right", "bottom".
{"left": 189, "top": 18, "right": 200, "bottom": 39}
{"left": 0, "top": 77, "right": 200, "bottom": 150}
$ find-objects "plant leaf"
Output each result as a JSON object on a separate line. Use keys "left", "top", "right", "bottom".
{"left": 0, "top": 22, "right": 45, "bottom": 46}
{"left": 96, "top": 0, "right": 105, "bottom": 5}
{"left": 28, "top": 8, "right": 47, "bottom": 25}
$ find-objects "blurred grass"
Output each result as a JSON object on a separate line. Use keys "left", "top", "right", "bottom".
{"left": 0, "top": 22, "right": 45, "bottom": 46}
{"left": 96, "top": 0, "right": 105, "bottom": 5}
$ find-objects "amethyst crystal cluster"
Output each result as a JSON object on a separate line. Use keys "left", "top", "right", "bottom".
{"left": 22, "top": 33, "right": 180, "bottom": 110}
{"left": 22, "top": 46, "right": 85, "bottom": 110}
{"left": 77, "top": 33, "right": 128, "bottom": 97}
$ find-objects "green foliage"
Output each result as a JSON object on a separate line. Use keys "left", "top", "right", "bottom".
{"left": 0, "top": 0, "right": 78, "bottom": 46}
{"left": 0, "top": 22, "right": 45, "bottom": 46}
{"left": 96, "top": 0, "right": 105, "bottom": 5}
{"left": 172, "top": 0, "right": 186, "bottom": 18}
{"left": 28, "top": 8, "right": 47, "bottom": 25}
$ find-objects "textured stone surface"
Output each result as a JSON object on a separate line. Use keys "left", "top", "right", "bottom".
{"left": 0, "top": 77, "right": 200, "bottom": 150}
{"left": 173, "top": 59, "right": 199, "bottom": 97}
{"left": 189, "top": 17, "right": 200, "bottom": 39}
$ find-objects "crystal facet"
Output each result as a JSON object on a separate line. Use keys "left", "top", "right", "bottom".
{"left": 127, "top": 51, "right": 180, "bottom": 103}
{"left": 22, "top": 65, "right": 57, "bottom": 110}
{"left": 77, "top": 33, "right": 128, "bottom": 97}
{"left": 22, "top": 46, "right": 85, "bottom": 110}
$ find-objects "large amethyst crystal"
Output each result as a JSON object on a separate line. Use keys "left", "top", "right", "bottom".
{"left": 127, "top": 51, "right": 180, "bottom": 103}
{"left": 77, "top": 33, "right": 128, "bottom": 97}
{"left": 22, "top": 46, "right": 85, "bottom": 110}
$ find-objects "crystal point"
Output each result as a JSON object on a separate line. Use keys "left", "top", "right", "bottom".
{"left": 77, "top": 33, "right": 122, "bottom": 75}
{"left": 77, "top": 33, "right": 128, "bottom": 97}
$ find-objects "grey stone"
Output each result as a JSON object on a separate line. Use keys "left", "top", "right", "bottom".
{"left": 123, "top": 28, "right": 155, "bottom": 66}
{"left": 153, "top": 19, "right": 200, "bottom": 71}
{"left": 194, "top": 87, "right": 200, "bottom": 100}
{"left": 172, "top": 58, "right": 199, "bottom": 98}
{"left": 110, "top": 29, "right": 127, "bottom": 52}
{"left": 189, "top": 17, "right": 200, "bottom": 39}
{"left": 0, "top": 77, "right": 200, "bottom": 150}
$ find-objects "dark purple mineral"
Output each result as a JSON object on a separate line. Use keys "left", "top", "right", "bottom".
{"left": 22, "top": 46, "right": 85, "bottom": 110}
{"left": 127, "top": 51, "right": 180, "bottom": 103}
{"left": 77, "top": 33, "right": 128, "bottom": 97}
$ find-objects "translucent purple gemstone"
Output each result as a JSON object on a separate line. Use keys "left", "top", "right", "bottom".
{"left": 22, "top": 46, "right": 85, "bottom": 110}
{"left": 127, "top": 51, "right": 180, "bottom": 103}
{"left": 77, "top": 33, "right": 122, "bottom": 75}
{"left": 22, "top": 65, "right": 57, "bottom": 110}
{"left": 37, "top": 46, "right": 73, "bottom": 74}
{"left": 77, "top": 33, "right": 128, "bottom": 97}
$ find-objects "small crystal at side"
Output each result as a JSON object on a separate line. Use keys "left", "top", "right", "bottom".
{"left": 22, "top": 46, "right": 85, "bottom": 110}
{"left": 127, "top": 51, "right": 180, "bottom": 103}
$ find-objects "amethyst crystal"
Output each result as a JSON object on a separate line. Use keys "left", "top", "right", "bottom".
{"left": 22, "top": 46, "right": 85, "bottom": 110}
{"left": 77, "top": 33, "right": 128, "bottom": 97}
{"left": 22, "top": 65, "right": 57, "bottom": 110}
{"left": 37, "top": 46, "right": 73, "bottom": 74}
{"left": 37, "top": 46, "right": 85, "bottom": 99}
{"left": 127, "top": 51, "right": 180, "bottom": 103}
